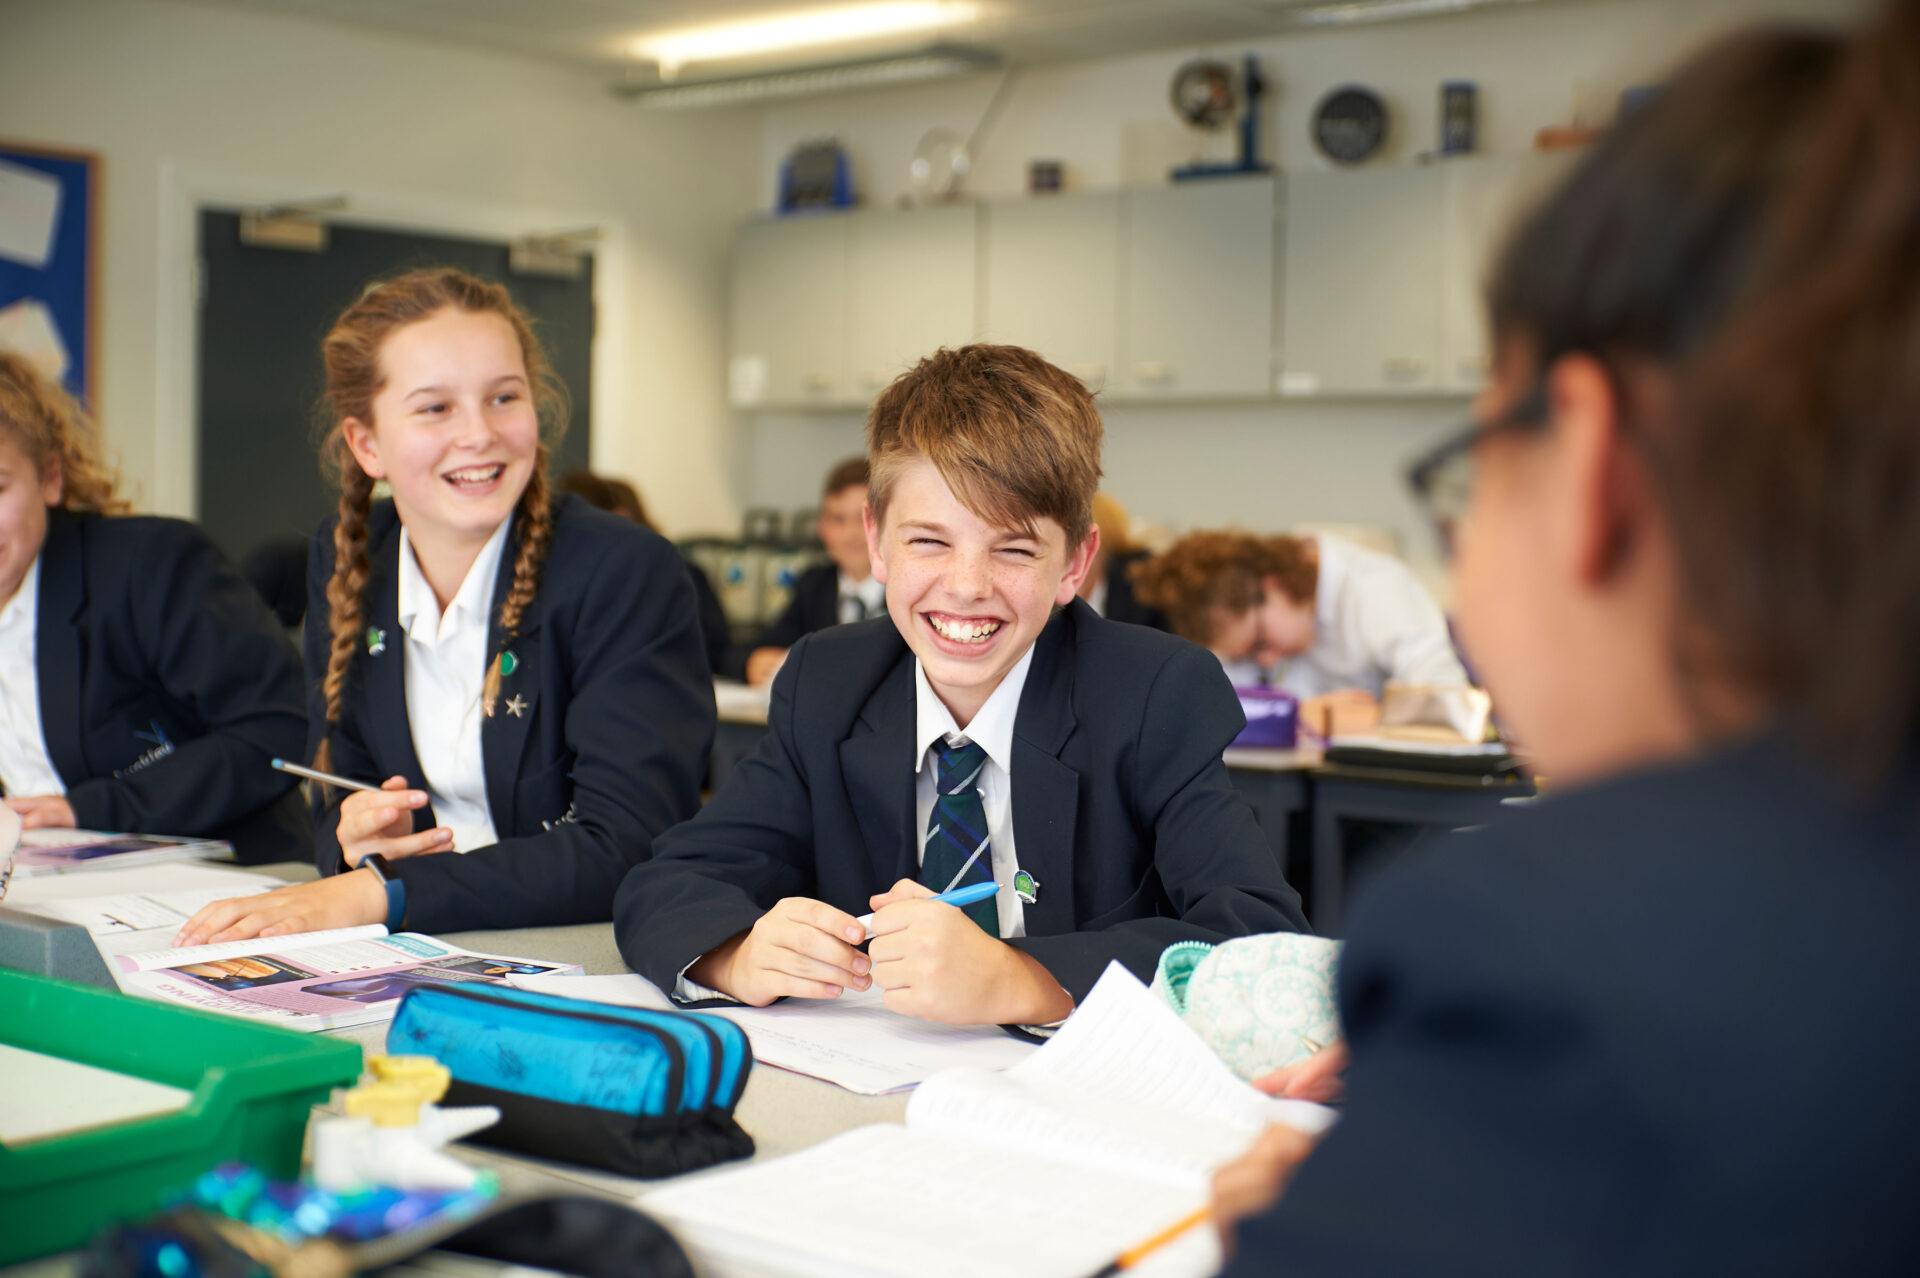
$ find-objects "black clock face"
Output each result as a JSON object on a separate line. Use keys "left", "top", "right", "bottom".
{"left": 1313, "top": 86, "right": 1388, "bottom": 164}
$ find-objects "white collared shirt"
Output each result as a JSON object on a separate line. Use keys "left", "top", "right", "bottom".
{"left": 837, "top": 573, "right": 886, "bottom": 625}
{"left": 912, "top": 644, "right": 1035, "bottom": 939}
{"left": 396, "top": 519, "right": 511, "bottom": 855}
{"left": 1218, "top": 536, "right": 1468, "bottom": 697}
{"left": 0, "top": 556, "right": 65, "bottom": 797}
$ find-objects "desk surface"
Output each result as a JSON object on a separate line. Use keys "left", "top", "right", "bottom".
{"left": 248, "top": 863, "right": 910, "bottom": 1177}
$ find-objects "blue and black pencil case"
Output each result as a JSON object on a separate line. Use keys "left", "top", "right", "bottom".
{"left": 388, "top": 983, "right": 754, "bottom": 1178}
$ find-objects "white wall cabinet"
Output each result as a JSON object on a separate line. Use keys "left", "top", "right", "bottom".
{"left": 1279, "top": 167, "right": 1445, "bottom": 396}
{"left": 1280, "top": 157, "right": 1569, "bottom": 397}
{"left": 1117, "top": 176, "right": 1276, "bottom": 400}
{"left": 978, "top": 192, "right": 1120, "bottom": 391}
{"left": 847, "top": 204, "right": 977, "bottom": 397}
{"left": 729, "top": 215, "right": 850, "bottom": 408}
{"left": 729, "top": 158, "right": 1564, "bottom": 409}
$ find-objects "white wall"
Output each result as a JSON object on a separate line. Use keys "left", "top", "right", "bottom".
{"left": 0, "top": 0, "right": 762, "bottom": 533}
{"left": 738, "top": 0, "right": 1868, "bottom": 584}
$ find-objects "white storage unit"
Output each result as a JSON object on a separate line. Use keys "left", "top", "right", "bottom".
{"left": 1117, "top": 176, "right": 1277, "bottom": 400}
{"left": 1279, "top": 166, "right": 1445, "bottom": 396}
{"left": 978, "top": 192, "right": 1121, "bottom": 391}
{"left": 728, "top": 214, "right": 851, "bottom": 408}
{"left": 847, "top": 204, "right": 978, "bottom": 397}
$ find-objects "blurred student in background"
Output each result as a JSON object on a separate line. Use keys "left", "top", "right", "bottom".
{"left": 558, "top": 469, "right": 731, "bottom": 678}
{"left": 733, "top": 456, "right": 879, "bottom": 685}
{"left": 0, "top": 351, "right": 308, "bottom": 861}
{"left": 1131, "top": 530, "right": 1465, "bottom": 736}
{"left": 1216, "top": 3, "right": 1920, "bottom": 1271}
{"left": 1076, "top": 492, "right": 1165, "bottom": 630}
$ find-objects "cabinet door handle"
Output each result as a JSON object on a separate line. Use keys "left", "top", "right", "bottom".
{"left": 1133, "top": 361, "right": 1173, "bottom": 383}
{"left": 1382, "top": 357, "right": 1429, "bottom": 383}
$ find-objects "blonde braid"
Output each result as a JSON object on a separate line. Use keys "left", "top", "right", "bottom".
{"left": 482, "top": 448, "right": 555, "bottom": 716}
{"left": 314, "top": 455, "right": 375, "bottom": 773}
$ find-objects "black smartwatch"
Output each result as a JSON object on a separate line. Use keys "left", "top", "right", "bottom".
{"left": 352, "top": 853, "right": 406, "bottom": 930}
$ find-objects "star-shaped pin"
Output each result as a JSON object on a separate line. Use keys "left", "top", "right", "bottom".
{"left": 505, "top": 694, "right": 528, "bottom": 718}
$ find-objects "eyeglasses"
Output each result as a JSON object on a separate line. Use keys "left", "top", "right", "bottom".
{"left": 1406, "top": 382, "right": 1550, "bottom": 556}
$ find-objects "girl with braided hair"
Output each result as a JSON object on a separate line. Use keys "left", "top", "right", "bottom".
{"left": 180, "top": 268, "right": 713, "bottom": 943}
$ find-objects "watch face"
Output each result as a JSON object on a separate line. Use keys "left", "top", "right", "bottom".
{"left": 1313, "top": 85, "right": 1388, "bottom": 164}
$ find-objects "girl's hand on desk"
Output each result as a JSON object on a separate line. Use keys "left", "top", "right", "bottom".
{"left": 1253, "top": 1040, "right": 1350, "bottom": 1104}
{"left": 691, "top": 896, "right": 872, "bottom": 1005}
{"left": 174, "top": 869, "right": 388, "bottom": 946}
{"left": 338, "top": 776, "right": 453, "bottom": 865}
{"left": 5, "top": 795, "right": 75, "bottom": 829}
{"left": 1211, "top": 1123, "right": 1320, "bottom": 1250}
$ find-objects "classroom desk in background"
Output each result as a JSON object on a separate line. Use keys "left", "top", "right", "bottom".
{"left": 711, "top": 679, "right": 772, "bottom": 794}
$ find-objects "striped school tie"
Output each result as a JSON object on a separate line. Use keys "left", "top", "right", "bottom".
{"left": 922, "top": 738, "right": 1001, "bottom": 934}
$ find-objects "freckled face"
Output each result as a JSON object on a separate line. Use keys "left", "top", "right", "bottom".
{"left": 342, "top": 307, "right": 538, "bottom": 549}
{"left": 0, "top": 431, "right": 60, "bottom": 608}
{"left": 865, "top": 457, "right": 1096, "bottom": 725}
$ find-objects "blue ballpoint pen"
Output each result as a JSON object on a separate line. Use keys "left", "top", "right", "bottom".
{"left": 856, "top": 880, "right": 1001, "bottom": 939}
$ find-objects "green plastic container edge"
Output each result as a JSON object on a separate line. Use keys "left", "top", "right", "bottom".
{"left": 0, "top": 968, "right": 362, "bottom": 1264}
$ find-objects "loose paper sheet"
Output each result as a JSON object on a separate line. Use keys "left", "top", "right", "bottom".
{"left": 510, "top": 971, "right": 1037, "bottom": 1095}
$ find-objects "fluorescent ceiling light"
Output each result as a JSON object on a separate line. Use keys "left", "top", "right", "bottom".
{"left": 634, "top": 2, "right": 982, "bottom": 79}
{"left": 1287, "top": 0, "right": 1542, "bottom": 26}
{"left": 619, "top": 44, "right": 1000, "bottom": 110}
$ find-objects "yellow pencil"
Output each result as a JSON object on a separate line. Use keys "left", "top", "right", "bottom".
{"left": 1087, "top": 1206, "right": 1212, "bottom": 1276}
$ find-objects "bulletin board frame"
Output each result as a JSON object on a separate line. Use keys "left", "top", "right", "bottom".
{"left": 0, "top": 139, "right": 100, "bottom": 409}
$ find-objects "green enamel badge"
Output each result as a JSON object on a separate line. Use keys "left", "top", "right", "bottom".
{"left": 366, "top": 626, "right": 386, "bottom": 656}
{"left": 499, "top": 650, "right": 519, "bottom": 677}
{"left": 1013, "top": 870, "right": 1039, "bottom": 905}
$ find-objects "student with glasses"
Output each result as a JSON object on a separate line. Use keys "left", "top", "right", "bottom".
{"left": 1212, "top": 1, "right": 1920, "bottom": 1271}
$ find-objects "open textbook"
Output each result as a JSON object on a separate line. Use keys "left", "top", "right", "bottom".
{"left": 111, "top": 926, "right": 580, "bottom": 1032}
{"left": 13, "top": 827, "right": 234, "bottom": 877}
{"left": 509, "top": 970, "right": 1038, "bottom": 1095}
{"left": 644, "top": 963, "right": 1337, "bottom": 1278}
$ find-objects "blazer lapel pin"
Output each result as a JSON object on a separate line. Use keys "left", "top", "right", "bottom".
{"left": 1014, "top": 870, "right": 1040, "bottom": 905}
{"left": 366, "top": 626, "right": 386, "bottom": 656}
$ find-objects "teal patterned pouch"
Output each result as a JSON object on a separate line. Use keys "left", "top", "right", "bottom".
{"left": 1152, "top": 933, "right": 1342, "bottom": 1080}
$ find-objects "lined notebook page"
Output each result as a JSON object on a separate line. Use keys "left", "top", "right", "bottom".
{"left": 0, "top": 1043, "right": 195, "bottom": 1144}
{"left": 644, "top": 1124, "right": 1217, "bottom": 1278}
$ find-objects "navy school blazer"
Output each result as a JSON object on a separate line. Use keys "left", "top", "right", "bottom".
{"left": 615, "top": 597, "right": 1309, "bottom": 1003}
{"left": 1225, "top": 731, "right": 1920, "bottom": 1277}
{"left": 307, "top": 494, "right": 715, "bottom": 933}
{"left": 25, "top": 508, "right": 309, "bottom": 861}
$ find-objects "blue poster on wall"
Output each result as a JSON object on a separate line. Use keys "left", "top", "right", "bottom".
{"left": 0, "top": 141, "right": 97, "bottom": 408}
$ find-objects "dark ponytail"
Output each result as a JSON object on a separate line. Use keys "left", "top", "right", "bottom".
{"left": 1671, "top": 0, "right": 1920, "bottom": 778}
{"left": 1486, "top": 0, "right": 1920, "bottom": 784}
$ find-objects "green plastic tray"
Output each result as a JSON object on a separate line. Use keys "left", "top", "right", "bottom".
{"left": 0, "top": 967, "right": 362, "bottom": 1263}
